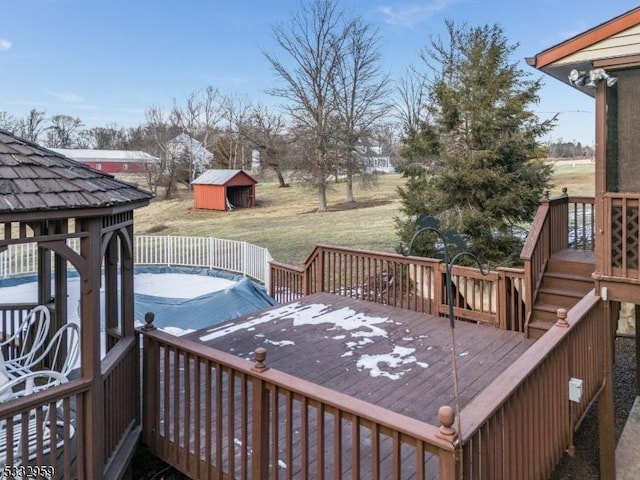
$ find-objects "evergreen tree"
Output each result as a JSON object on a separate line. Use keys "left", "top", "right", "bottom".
{"left": 395, "top": 21, "right": 554, "bottom": 265}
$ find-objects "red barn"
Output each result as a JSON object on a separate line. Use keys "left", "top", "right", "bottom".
{"left": 51, "top": 148, "right": 158, "bottom": 174}
{"left": 192, "top": 169, "right": 257, "bottom": 211}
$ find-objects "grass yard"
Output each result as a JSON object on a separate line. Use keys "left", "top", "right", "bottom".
{"left": 132, "top": 161, "right": 595, "bottom": 265}
{"left": 547, "top": 160, "right": 595, "bottom": 196}
{"left": 134, "top": 174, "right": 403, "bottom": 265}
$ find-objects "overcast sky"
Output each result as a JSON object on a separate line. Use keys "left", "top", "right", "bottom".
{"left": 1, "top": 0, "right": 639, "bottom": 146}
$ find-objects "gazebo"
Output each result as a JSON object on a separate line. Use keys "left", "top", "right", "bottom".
{"left": 0, "top": 129, "right": 153, "bottom": 478}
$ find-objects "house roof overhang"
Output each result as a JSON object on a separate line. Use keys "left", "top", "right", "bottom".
{"left": 527, "top": 7, "right": 640, "bottom": 98}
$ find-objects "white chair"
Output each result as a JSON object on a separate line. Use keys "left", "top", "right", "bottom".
{"left": 5, "top": 323, "right": 80, "bottom": 380}
{"left": 0, "top": 370, "right": 73, "bottom": 468}
{"left": 0, "top": 306, "right": 51, "bottom": 368}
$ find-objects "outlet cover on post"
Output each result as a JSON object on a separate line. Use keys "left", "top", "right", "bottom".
{"left": 569, "top": 378, "right": 583, "bottom": 403}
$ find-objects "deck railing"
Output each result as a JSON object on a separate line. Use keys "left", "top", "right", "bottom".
{"left": 139, "top": 288, "right": 607, "bottom": 479}
{"left": 460, "top": 292, "right": 605, "bottom": 479}
{"left": 102, "top": 336, "right": 141, "bottom": 478}
{"left": 271, "top": 245, "right": 527, "bottom": 332}
{"left": 269, "top": 261, "right": 305, "bottom": 303}
{"left": 604, "top": 193, "right": 640, "bottom": 279}
{"left": 0, "top": 302, "right": 141, "bottom": 480}
{"left": 140, "top": 326, "right": 458, "bottom": 480}
{"left": 0, "top": 377, "right": 91, "bottom": 479}
{"left": 569, "top": 196, "right": 595, "bottom": 250}
{"left": 520, "top": 193, "right": 595, "bottom": 327}
{"left": 0, "top": 235, "right": 273, "bottom": 291}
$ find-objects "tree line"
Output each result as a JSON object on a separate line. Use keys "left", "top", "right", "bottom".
{"left": 546, "top": 140, "right": 594, "bottom": 159}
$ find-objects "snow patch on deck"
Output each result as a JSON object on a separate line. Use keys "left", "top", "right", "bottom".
{"left": 200, "top": 302, "right": 433, "bottom": 380}
{"left": 199, "top": 302, "right": 389, "bottom": 341}
{"left": 356, "top": 346, "right": 429, "bottom": 380}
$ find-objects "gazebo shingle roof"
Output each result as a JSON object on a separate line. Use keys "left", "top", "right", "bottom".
{"left": 0, "top": 129, "right": 153, "bottom": 213}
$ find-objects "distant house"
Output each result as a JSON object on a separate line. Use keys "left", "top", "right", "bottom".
{"left": 192, "top": 169, "right": 257, "bottom": 211}
{"left": 363, "top": 155, "right": 395, "bottom": 174}
{"left": 168, "top": 134, "right": 214, "bottom": 180}
{"left": 359, "top": 144, "right": 395, "bottom": 174}
{"left": 51, "top": 148, "right": 158, "bottom": 174}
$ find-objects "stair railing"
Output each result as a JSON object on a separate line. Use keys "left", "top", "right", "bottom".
{"left": 521, "top": 191, "right": 570, "bottom": 330}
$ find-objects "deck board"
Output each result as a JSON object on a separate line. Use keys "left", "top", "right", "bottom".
{"left": 187, "top": 292, "right": 534, "bottom": 426}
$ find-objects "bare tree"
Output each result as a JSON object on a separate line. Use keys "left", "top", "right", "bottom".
{"left": 80, "top": 124, "right": 129, "bottom": 149}
{"left": 16, "top": 109, "right": 47, "bottom": 143}
{"left": 221, "top": 93, "right": 253, "bottom": 170}
{"left": 144, "top": 106, "right": 181, "bottom": 199}
{"left": 171, "top": 86, "right": 224, "bottom": 184}
{"left": 0, "top": 112, "right": 17, "bottom": 133}
{"left": 245, "top": 103, "right": 292, "bottom": 187}
{"left": 45, "top": 114, "right": 83, "bottom": 148}
{"left": 394, "top": 67, "right": 429, "bottom": 136}
{"left": 264, "top": 0, "right": 349, "bottom": 212}
{"left": 333, "top": 17, "right": 390, "bottom": 203}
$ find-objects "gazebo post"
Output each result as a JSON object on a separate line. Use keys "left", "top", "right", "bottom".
{"left": 121, "top": 224, "right": 136, "bottom": 339}
{"left": 80, "top": 217, "right": 106, "bottom": 479}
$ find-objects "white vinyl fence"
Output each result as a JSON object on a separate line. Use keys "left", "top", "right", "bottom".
{"left": 0, "top": 236, "right": 273, "bottom": 293}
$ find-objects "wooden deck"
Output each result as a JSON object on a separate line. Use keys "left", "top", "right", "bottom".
{"left": 551, "top": 247, "right": 595, "bottom": 265}
{"left": 187, "top": 292, "right": 535, "bottom": 426}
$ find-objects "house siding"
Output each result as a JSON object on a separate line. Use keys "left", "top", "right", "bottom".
{"left": 85, "top": 161, "right": 147, "bottom": 174}
{"left": 557, "top": 24, "right": 640, "bottom": 64}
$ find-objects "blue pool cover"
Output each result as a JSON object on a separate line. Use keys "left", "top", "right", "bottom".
{"left": 0, "top": 265, "right": 277, "bottom": 334}
{"left": 133, "top": 266, "right": 277, "bottom": 331}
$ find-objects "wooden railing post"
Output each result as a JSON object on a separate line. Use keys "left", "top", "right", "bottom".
{"left": 302, "top": 263, "right": 310, "bottom": 296}
{"left": 316, "top": 247, "right": 325, "bottom": 293}
{"left": 599, "top": 300, "right": 616, "bottom": 480}
{"left": 269, "top": 261, "right": 276, "bottom": 298}
{"left": 141, "top": 312, "right": 159, "bottom": 451}
{"left": 251, "top": 347, "right": 270, "bottom": 478}
{"left": 497, "top": 268, "right": 507, "bottom": 330}
{"left": 436, "top": 405, "right": 459, "bottom": 480}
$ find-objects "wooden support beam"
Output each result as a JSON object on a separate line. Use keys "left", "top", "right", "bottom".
{"left": 598, "top": 299, "right": 616, "bottom": 480}
{"left": 636, "top": 305, "right": 640, "bottom": 397}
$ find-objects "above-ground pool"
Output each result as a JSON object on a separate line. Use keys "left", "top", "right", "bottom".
{"left": 0, "top": 265, "right": 276, "bottom": 336}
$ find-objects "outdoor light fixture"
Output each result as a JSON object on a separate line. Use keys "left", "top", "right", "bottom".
{"left": 568, "top": 69, "right": 587, "bottom": 87}
{"left": 568, "top": 68, "right": 617, "bottom": 88}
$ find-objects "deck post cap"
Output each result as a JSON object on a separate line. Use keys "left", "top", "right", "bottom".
{"left": 142, "top": 311, "right": 156, "bottom": 331}
{"left": 437, "top": 405, "right": 457, "bottom": 443}
{"left": 252, "top": 347, "right": 269, "bottom": 372}
{"left": 556, "top": 308, "right": 569, "bottom": 328}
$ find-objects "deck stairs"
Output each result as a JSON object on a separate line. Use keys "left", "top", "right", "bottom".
{"left": 527, "top": 249, "right": 595, "bottom": 338}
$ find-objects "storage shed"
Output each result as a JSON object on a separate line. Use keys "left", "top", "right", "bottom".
{"left": 192, "top": 169, "right": 257, "bottom": 211}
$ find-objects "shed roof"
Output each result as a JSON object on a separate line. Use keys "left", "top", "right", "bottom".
{"left": 0, "top": 129, "right": 154, "bottom": 214}
{"left": 51, "top": 148, "right": 159, "bottom": 163}
{"left": 191, "top": 169, "right": 257, "bottom": 186}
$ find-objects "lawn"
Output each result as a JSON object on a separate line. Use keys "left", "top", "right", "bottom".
{"left": 132, "top": 161, "right": 595, "bottom": 265}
